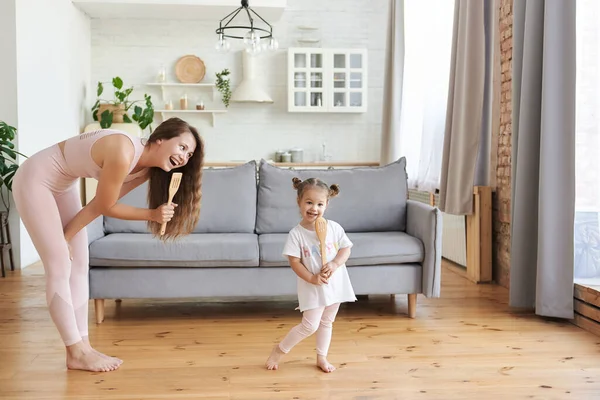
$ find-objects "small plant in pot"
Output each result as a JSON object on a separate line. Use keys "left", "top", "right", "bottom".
{"left": 91, "top": 77, "right": 155, "bottom": 132}
{"left": 0, "top": 121, "right": 26, "bottom": 211}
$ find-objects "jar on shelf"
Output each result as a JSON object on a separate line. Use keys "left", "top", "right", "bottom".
{"left": 281, "top": 152, "right": 292, "bottom": 163}
{"left": 180, "top": 94, "right": 188, "bottom": 110}
{"left": 290, "top": 148, "right": 304, "bottom": 163}
{"left": 275, "top": 150, "right": 285, "bottom": 162}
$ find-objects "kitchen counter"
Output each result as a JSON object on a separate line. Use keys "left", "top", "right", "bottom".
{"left": 204, "top": 161, "right": 379, "bottom": 168}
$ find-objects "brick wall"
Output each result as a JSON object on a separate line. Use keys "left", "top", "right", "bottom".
{"left": 493, "top": 0, "right": 513, "bottom": 288}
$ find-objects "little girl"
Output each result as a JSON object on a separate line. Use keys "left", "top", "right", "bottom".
{"left": 266, "top": 177, "right": 356, "bottom": 373}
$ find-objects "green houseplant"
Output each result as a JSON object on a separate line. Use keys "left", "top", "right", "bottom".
{"left": 0, "top": 121, "right": 26, "bottom": 211}
{"left": 215, "top": 69, "right": 231, "bottom": 108}
{"left": 91, "top": 77, "right": 155, "bottom": 131}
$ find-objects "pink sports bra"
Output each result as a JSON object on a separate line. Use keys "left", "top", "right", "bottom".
{"left": 62, "top": 129, "right": 148, "bottom": 182}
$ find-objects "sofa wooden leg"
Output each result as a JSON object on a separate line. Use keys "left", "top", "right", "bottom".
{"left": 408, "top": 294, "right": 417, "bottom": 318}
{"left": 94, "top": 299, "right": 105, "bottom": 324}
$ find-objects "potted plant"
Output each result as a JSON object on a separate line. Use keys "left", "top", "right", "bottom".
{"left": 0, "top": 121, "right": 26, "bottom": 211}
{"left": 215, "top": 69, "right": 231, "bottom": 108}
{"left": 91, "top": 77, "right": 155, "bottom": 131}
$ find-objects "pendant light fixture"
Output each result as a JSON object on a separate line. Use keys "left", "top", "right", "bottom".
{"left": 215, "top": 0, "right": 279, "bottom": 55}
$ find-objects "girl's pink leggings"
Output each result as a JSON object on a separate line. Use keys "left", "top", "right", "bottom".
{"left": 279, "top": 303, "right": 341, "bottom": 356}
{"left": 12, "top": 145, "right": 89, "bottom": 346}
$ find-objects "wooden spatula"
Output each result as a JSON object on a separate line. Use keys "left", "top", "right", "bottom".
{"left": 315, "top": 217, "right": 328, "bottom": 271}
{"left": 160, "top": 172, "right": 182, "bottom": 236}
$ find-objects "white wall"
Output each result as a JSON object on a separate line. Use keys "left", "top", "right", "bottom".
{"left": 0, "top": 1, "right": 18, "bottom": 128}
{"left": 0, "top": 1, "right": 22, "bottom": 270}
{"left": 13, "top": 0, "right": 91, "bottom": 268}
{"left": 91, "top": 0, "right": 388, "bottom": 162}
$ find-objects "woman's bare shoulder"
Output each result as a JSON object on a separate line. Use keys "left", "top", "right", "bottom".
{"left": 91, "top": 133, "right": 136, "bottom": 166}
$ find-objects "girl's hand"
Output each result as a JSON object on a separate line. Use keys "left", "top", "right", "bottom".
{"left": 151, "top": 203, "right": 177, "bottom": 223}
{"left": 320, "top": 261, "right": 339, "bottom": 278}
{"left": 311, "top": 273, "right": 329, "bottom": 286}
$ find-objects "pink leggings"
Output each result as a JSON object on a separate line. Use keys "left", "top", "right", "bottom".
{"left": 13, "top": 145, "right": 89, "bottom": 346}
{"left": 279, "top": 303, "right": 340, "bottom": 356}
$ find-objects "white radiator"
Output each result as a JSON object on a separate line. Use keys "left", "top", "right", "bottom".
{"left": 408, "top": 190, "right": 467, "bottom": 267}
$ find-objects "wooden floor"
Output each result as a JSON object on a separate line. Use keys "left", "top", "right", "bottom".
{"left": 1, "top": 262, "right": 599, "bottom": 400}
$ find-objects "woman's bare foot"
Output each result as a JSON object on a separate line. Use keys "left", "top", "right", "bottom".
{"left": 82, "top": 337, "right": 123, "bottom": 365}
{"left": 266, "top": 345, "right": 286, "bottom": 370}
{"left": 66, "top": 341, "right": 121, "bottom": 372}
{"left": 316, "top": 355, "right": 336, "bottom": 373}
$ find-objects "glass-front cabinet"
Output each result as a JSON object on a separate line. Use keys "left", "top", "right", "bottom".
{"left": 288, "top": 48, "right": 367, "bottom": 113}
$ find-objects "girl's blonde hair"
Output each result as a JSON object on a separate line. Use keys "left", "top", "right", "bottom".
{"left": 292, "top": 177, "right": 340, "bottom": 200}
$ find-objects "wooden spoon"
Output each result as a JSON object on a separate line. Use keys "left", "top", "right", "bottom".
{"left": 160, "top": 172, "right": 182, "bottom": 236}
{"left": 315, "top": 216, "right": 328, "bottom": 273}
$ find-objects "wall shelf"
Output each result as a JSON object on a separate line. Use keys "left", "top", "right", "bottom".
{"left": 146, "top": 83, "right": 215, "bottom": 87}
{"left": 146, "top": 82, "right": 218, "bottom": 103}
{"left": 154, "top": 109, "right": 227, "bottom": 127}
{"left": 147, "top": 83, "right": 227, "bottom": 126}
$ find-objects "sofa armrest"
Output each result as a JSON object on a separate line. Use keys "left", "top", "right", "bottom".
{"left": 406, "top": 200, "right": 442, "bottom": 298}
{"left": 87, "top": 216, "right": 105, "bottom": 245}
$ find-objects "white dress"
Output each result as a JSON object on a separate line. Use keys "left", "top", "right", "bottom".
{"left": 282, "top": 219, "right": 357, "bottom": 312}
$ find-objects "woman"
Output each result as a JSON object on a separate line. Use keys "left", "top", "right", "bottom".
{"left": 12, "top": 117, "right": 204, "bottom": 372}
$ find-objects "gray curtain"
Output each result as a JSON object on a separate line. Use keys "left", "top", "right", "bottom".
{"left": 380, "top": 0, "right": 405, "bottom": 166}
{"left": 510, "top": 0, "right": 576, "bottom": 318}
{"left": 439, "top": 0, "right": 494, "bottom": 215}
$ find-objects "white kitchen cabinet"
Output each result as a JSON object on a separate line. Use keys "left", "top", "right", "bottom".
{"left": 287, "top": 48, "right": 367, "bottom": 113}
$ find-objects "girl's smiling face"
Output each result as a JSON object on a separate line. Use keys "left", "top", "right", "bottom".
{"left": 298, "top": 187, "right": 329, "bottom": 225}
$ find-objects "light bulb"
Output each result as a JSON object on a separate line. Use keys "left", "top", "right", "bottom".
{"left": 245, "top": 42, "right": 262, "bottom": 56}
{"left": 215, "top": 35, "right": 230, "bottom": 53}
{"left": 268, "top": 37, "right": 279, "bottom": 51}
{"left": 243, "top": 30, "right": 261, "bottom": 46}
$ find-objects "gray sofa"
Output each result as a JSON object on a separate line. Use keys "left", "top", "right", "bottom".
{"left": 87, "top": 158, "right": 442, "bottom": 323}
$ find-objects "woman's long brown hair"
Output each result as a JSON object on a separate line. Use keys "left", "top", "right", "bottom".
{"left": 146, "top": 117, "right": 204, "bottom": 240}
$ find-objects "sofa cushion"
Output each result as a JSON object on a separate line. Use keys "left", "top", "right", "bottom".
{"left": 193, "top": 161, "right": 257, "bottom": 233}
{"left": 104, "top": 161, "right": 257, "bottom": 234}
{"left": 255, "top": 158, "right": 408, "bottom": 234}
{"left": 103, "top": 185, "right": 149, "bottom": 234}
{"left": 258, "top": 231, "right": 423, "bottom": 267}
{"left": 89, "top": 233, "right": 259, "bottom": 267}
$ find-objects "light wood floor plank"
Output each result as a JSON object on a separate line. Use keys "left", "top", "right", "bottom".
{"left": 0, "top": 262, "right": 599, "bottom": 399}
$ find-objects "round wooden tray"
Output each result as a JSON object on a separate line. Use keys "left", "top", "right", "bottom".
{"left": 175, "top": 55, "right": 206, "bottom": 83}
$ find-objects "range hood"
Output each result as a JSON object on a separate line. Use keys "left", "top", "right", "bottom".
{"left": 72, "top": 0, "right": 286, "bottom": 21}
{"left": 231, "top": 51, "right": 273, "bottom": 103}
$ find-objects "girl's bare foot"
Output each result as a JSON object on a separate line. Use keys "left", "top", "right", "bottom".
{"left": 316, "top": 355, "right": 336, "bottom": 373}
{"left": 266, "top": 345, "right": 286, "bottom": 370}
{"left": 66, "top": 341, "right": 121, "bottom": 372}
{"left": 82, "top": 337, "right": 123, "bottom": 365}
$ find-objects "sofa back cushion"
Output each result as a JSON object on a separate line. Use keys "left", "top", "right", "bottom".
{"left": 193, "top": 161, "right": 257, "bottom": 233}
{"left": 104, "top": 161, "right": 257, "bottom": 234}
{"left": 255, "top": 157, "right": 408, "bottom": 234}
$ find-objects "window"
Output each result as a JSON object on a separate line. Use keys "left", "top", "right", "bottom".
{"left": 574, "top": 0, "right": 600, "bottom": 281}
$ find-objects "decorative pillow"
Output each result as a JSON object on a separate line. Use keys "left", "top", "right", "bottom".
{"left": 255, "top": 158, "right": 408, "bottom": 233}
